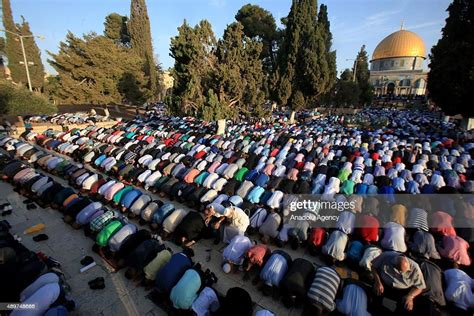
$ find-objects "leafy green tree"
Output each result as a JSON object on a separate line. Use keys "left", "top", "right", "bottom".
{"left": 169, "top": 20, "right": 217, "bottom": 116}
{"left": 48, "top": 32, "right": 149, "bottom": 105}
{"left": 0, "top": 80, "right": 57, "bottom": 115}
{"left": 0, "top": 37, "right": 5, "bottom": 73}
{"left": 119, "top": 72, "right": 150, "bottom": 104}
{"left": 202, "top": 89, "right": 226, "bottom": 121}
{"left": 354, "top": 45, "right": 372, "bottom": 105}
{"left": 329, "top": 69, "right": 360, "bottom": 106}
{"left": 129, "top": 0, "right": 159, "bottom": 98}
{"left": 428, "top": 0, "right": 474, "bottom": 117}
{"left": 17, "top": 17, "right": 45, "bottom": 89}
{"left": 290, "top": 90, "right": 306, "bottom": 110}
{"left": 274, "top": 0, "right": 333, "bottom": 111}
{"left": 170, "top": 20, "right": 266, "bottom": 121}
{"left": 235, "top": 4, "right": 277, "bottom": 94}
{"left": 214, "top": 22, "right": 265, "bottom": 119}
{"left": 104, "top": 13, "right": 130, "bottom": 46}
{"left": 2, "top": 0, "right": 45, "bottom": 90}
{"left": 318, "top": 4, "right": 337, "bottom": 96}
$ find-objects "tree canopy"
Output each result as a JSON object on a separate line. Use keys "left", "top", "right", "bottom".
{"left": 48, "top": 32, "right": 149, "bottom": 105}
{"left": 104, "top": 13, "right": 130, "bottom": 46}
{"left": 327, "top": 69, "right": 360, "bottom": 107}
{"left": 235, "top": 4, "right": 278, "bottom": 85}
{"left": 2, "top": 0, "right": 45, "bottom": 90}
{"left": 169, "top": 20, "right": 267, "bottom": 121}
{"left": 169, "top": 20, "right": 217, "bottom": 116}
{"left": 0, "top": 37, "right": 5, "bottom": 54}
{"left": 274, "top": 0, "right": 336, "bottom": 110}
{"left": 129, "top": 0, "right": 161, "bottom": 98}
{"left": 354, "top": 45, "right": 372, "bottom": 105}
{"left": 0, "top": 79, "right": 57, "bottom": 115}
{"left": 428, "top": 0, "right": 474, "bottom": 117}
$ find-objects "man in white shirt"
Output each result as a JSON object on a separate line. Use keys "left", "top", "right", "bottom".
{"left": 222, "top": 206, "right": 250, "bottom": 243}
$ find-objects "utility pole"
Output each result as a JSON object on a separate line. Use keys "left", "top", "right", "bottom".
{"left": 346, "top": 58, "right": 361, "bottom": 82}
{"left": 0, "top": 28, "right": 44, "bottom": 92}
{"left": 18, "top": 36, "right": 32, "bottom": 91}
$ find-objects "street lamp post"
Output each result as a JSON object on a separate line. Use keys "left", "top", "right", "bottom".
{"left": 18, "top": 35, "right": 32, "bottom": 91}
{"left": 0, "top": 28, "right": 44, "bottom": 92}
{"left": 346, "top": 58, "right": 362, "bottom": 82}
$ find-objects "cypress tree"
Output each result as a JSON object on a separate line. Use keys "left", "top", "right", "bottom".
{"left": 317, "top": 4, "right": 336, "bottom": 96}
{"left": 333, "top": 69, "right": 360, "bottom": 106}
{"left": 213, "top": 22, "right": 265, "bottom": 119}
{"left": 129, "top": 0, "right": 159, "bottom": 98}
{"left": 0, "top": 37, "right": 5, "bottom": 73}
{"left": 170, "top": 20, "right": 266, "bottom": 121}
{"left": 274, "top": 0, "right": 332, "bottom": 111}
{"left": 104, "top": 13, "right": 130, "bottom": 46}
{"left": 2, "top": 0, "right": 21, "bottom": 81}
{"left": 17, "top": 17, "right": 45, "bottom": 89}
{"left": 274, "top": 0, "right": 301, "bottom": 107}
{"left": 170, "top": 20, "right": 217, "bottom": 117}
{"left": 0, "top": 37, "right": 5, "bottom": 56}
{"left": 2, "top": 0, "right": 45, "bottom": 90}
{"left": 428, "top": 0, "right": 474, "bottom": 117}
{"left": 354, "top": 45, "right": 372, "bottom": 105}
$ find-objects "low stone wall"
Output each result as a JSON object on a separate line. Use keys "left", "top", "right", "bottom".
{"left": 14, "top": 120, "right": 118, "bottom": 135}
{"left": 317, "top": 107, "right": 361, "bottom": 115}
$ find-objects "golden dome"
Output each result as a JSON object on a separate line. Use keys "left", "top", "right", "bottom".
{"left": 372, "top": 30, "right": 426, "bottom": 60}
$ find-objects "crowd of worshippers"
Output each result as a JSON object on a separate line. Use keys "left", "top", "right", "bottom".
{"left": 0, "top": 106, "right": 473, "bottom": 315}
{"left": 24, "top": 111, "right": 110, "bottom": 125}
{"left": 0, "top": 169, "right": 75, "bottom": 316}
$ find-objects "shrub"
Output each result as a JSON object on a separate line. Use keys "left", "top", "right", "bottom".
{"left": 0, "top": 81, "right": 57, "bottom": 115}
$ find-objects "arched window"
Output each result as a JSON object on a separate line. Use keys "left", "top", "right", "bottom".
{"left": 387, "top": 82, "right": 396, "bottom": 95}
{"left": 415, "top": 78, "right": 426, "bottom": 89}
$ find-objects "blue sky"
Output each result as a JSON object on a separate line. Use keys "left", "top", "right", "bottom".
{"left": 4, "top": 0, "right": 451, "bottom": 75}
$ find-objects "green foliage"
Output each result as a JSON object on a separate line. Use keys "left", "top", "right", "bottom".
{"left": 340, "top": 68, "right": 353, "bottom": 82}
{"left": 332, "top": 69, "right": 360, "bottom": 106}
{"left": 333, "top": 80, "right": 360, "bottom": 107}
{"left": 0, "top": 37, "right": 5, "bottom": 53}
{"left": 170, "top": 20, "right": 266, "bottom": 121}
{"left": 215, "top": 22, "right": 265, "bottom": 118}
{"left": 170, "top": 20, "right": 217, "bottom": 116}
{"left": 202, "top": 89, "right": 232, "bottom": 121}
{"left": 235, "top": 4, "right": 278, "bottom": 94}
{"left": 318, "top": 4, "right": 337, "bottom": 96}
{"left": 104, "top": 13, "right": 130, "bottom": 46}
{"left": 0, "top": 37, "right": 5, "bottom": 73}
{"left": 2, "top": 0, "right": 45, "bottom": 89}
{"left": 290, "top": 90, "right": 306, "bottom": 111}
{"left": 274, "top": 0, "right": 335, "bottom": 110}
{"left": 0, "top": 80, "right": 57, "bottom": 115}
{"left": 47, "top": 32, "right": 149, "bottom": 105}
{"left": 129, "top": 0, "right": 159, "bottom": 98}
{"left": 118, "top": 72, "right": 150, "bottom": 104}
{"left": 354, "top": 45, "right": 373, "bottom": 105}
{"left": 17, "top": 18, "right": 45, "bottom": 89}
{"left": 428, "top": 0, "right": 474, "bottom": 117}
